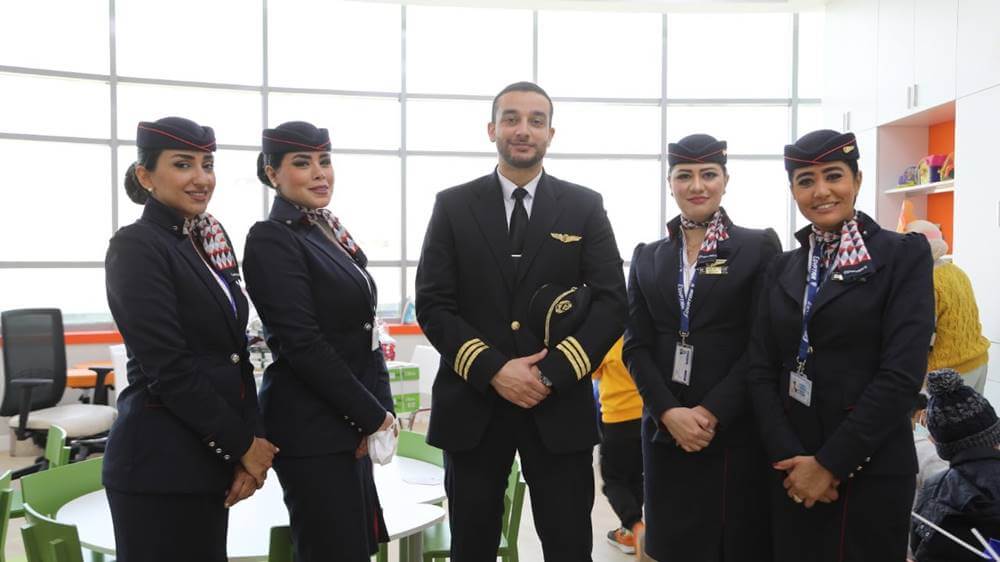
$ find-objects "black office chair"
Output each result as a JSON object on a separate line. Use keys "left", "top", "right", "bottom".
{"left": 0, "top": 309, "right": 116, "bottom": 477}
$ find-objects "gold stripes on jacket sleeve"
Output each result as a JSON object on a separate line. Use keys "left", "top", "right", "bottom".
{"left": 455, "top": 338, "right": 489, "bottom": 380}
{"left": 556, "top": 336, "right": 591, "bottom": 380}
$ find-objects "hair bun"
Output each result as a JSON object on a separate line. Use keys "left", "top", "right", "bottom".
{"left": 256, "top": 153, "right": 273, "bottom": 187}
{"left": 123, "top": 162, "right": 150, "bottom": 205}
{"left": 927, "top": 368, "right": 963, "bottom": 396}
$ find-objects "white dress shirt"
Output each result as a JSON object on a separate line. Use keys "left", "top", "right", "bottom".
{"left": 193, "top": 245, "right": 236, "bottom": 315}
{"left": 497, "top": 168, "right": 542, "bottom": 226}
{"left": 680, "top": 230, "right": 698, "bottom": 292}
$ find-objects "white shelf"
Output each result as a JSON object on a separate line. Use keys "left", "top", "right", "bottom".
{"left": 884, "top": 179, "right": 955, "bottom": 196}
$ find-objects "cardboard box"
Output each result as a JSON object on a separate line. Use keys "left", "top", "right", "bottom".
{"left": 386, "top": 361, "right": 420, "bottom": 412}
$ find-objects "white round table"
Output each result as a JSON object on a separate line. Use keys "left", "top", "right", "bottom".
{"left": 374, "top": 457, "right": 446, "bottom": 505}
{"left": 57, "top": 457, "right": 446, "bottom": 562}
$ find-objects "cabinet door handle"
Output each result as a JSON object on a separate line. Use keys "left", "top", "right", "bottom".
{"left": 907, "top": 86, "right": 913, "bottom": 109}
{"left": 845, "top": 111, "right": 851, "bottom": 131}
{"left": 912, "top": 83, "right": 919, "bottom": 108}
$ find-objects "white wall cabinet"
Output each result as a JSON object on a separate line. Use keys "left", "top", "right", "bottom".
{"left": 956, "top": 0, "right": 1000, "bottom": 97}
{"left": 877, "top": 0, "right": 916, "bottom": 124}
{"left": 954, "top": 85, "right": 1000, "bottom": 341}
{"left": 823, "top": 0, "right": 879, "bottom": 132}
{"left": 913, "top": 0, "right": 957, "bottom": 110}
{"left": 876, "top": 0, "right": 957, "bottom": 124}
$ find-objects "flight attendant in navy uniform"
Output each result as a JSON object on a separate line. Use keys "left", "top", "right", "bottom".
{"left": 242, "top": 121, "right": 396, "bottom": 562}
{"left": 623, "top": 134, "right": 781, "bottom": 562}
{"left": 104, "top": 117, "right": 277, "bottom": 562}
{"left": 747, "top": 129, "right": 934, "bottom": 561}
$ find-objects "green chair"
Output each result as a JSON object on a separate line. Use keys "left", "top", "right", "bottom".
{"left": 0, "top": 470, "right": 14, "bottom": 562}
{"left": 21, "top": 458, "right": 104, "bottom": 562}
{"left": 268, "top": 526, "right": 293, "bottom": 562}
{"left": 21, "top": 458, "right": 103, "bottom": 562}
{"left": 421, "top": 462, "right": 526, "bottom": 562}
{"left": 397, "top": 431, "right": 444, "bottom": 468}
{"left": 43, "top": 426, "right": 71, "bottom": 469}
{"left": 11, "top": 425, "right": 71, "bottom": 519}
{"left": 20, "top": 457, "right": 102, "bottom": 519}
{"left": 21, "top": 504, "right": 83, "bottom": 562}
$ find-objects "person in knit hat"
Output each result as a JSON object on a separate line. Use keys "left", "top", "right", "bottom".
{"left": 910, "top": 368, "right": 1000, "bottom": 561}
{"left": 905, "top": 220, "right": 991, "bottom": 393}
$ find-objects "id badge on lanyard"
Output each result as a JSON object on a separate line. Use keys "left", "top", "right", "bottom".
{"left": 790, "top": 240, "right": 827, "bottom": 407}
{"left": 673, "top": 246, "right": 696, "bottom": 386}
{"left": 789, "top": 370, "right": 812, "bottom": 406}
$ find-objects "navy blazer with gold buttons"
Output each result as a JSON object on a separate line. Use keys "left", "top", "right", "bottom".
{"left": 104, "top": 197, "right": 261, "bottom": 495}
{"left": 415, "top": 171, "right": 627, "bottom": 454}
{"left": 242, "top": 196, "right": 393, "bottom": 458}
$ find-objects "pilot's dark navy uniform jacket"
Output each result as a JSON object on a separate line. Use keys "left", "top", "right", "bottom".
{"left": 416, "top": 171, "right": 627, "bottom": 454}
{"left": 104, "top": 195, "right": 261, "bottom": 495}
{"left": 747, "top": 214, "right": 934, "bottom": 562}
{"left": 624, "top": 215, "right": 781, "bottom": 562}
{"left": 415, "top": 170, "right": 627, "bottom": 561}
{"left": 242, "top": 194, "right": 393, "bottom": 561}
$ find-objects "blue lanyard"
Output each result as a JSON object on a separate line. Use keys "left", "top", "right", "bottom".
{"left": 677, "top": 245, "right": 698, "bottom": 344}
{"left": 797, "top": 239, "right": 827, "bottom": 372}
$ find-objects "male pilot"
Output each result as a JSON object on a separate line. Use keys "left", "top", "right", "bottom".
{"left": 415, "top": 81, "right": 627, "bottom": 561}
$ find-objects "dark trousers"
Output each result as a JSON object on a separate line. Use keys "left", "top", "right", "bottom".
{"left": 599, "top": 418, "right": 644, "bottom": 530}
{"left": 107, "top": 488, "right": 228, "bottom": 562}
{"left": 274, "top": 452, "right": 388, "bottom": 562}
{"left": 444, "top": 399, "right": 595, "bottom": 562}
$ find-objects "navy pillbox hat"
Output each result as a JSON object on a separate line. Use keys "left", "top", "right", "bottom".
{"left": 136, "top": 117, "right": 216, "bottom": 152}
{"left": 668, "top": 134, "right": 727, "bottom": 167}
{"left": 784, "top": 129, "right": 859, "bottom": 174}
{"left": 261, "top": 121, "right": 331, "bottom": 154}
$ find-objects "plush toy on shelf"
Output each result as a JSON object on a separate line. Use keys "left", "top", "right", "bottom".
{"left": 897, "top": 165, "right": 919, "bottom": 187}
{"left": 939, "top": 152, "right": 955, "bottom": 181}
{"left": 917, "top": 154, "right": 947, "bottom": 184}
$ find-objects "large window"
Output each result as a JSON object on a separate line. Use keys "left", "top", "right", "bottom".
{"left": 0, "top": 1, "right": 822, "bottom": 323}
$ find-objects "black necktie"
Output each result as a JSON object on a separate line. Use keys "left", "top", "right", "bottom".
{"left": 509, "top": 187, "right": 529, "bottom": 257}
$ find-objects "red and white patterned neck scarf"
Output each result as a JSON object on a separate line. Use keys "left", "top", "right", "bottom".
{"left": 679, "top": 207, "right": 731, "bottom": 264}
{"left": 292, "top": 203, "right": 367, "bottom": 266}
{"left": 183, "top": 213, "right": 239, "bottom": 279}
{"left": 810, "top": 213, "right": 872, "bottom": 276}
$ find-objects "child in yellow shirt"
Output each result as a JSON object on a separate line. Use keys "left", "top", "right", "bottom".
{"left": 593, "top": 337, "right": 645, "bottom": 554}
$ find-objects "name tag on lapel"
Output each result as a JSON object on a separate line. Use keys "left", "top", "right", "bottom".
{"left": 697, "top": 259, "right": 728, "bottom": 276}
{"left": 550, "top": 232, "right": 582, "bottom": 243}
